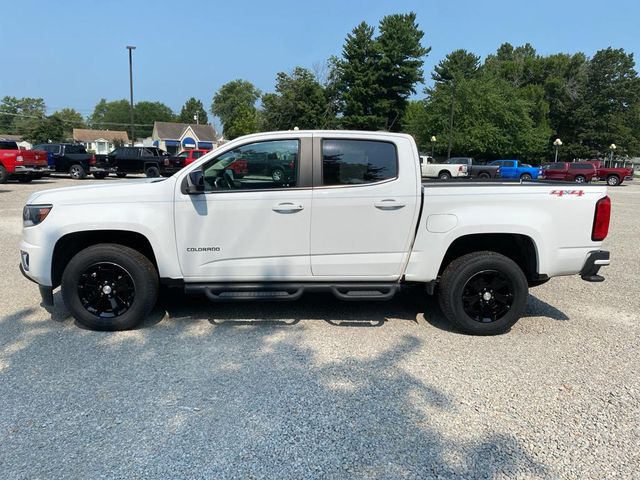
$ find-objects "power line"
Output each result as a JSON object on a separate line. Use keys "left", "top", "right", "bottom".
{"left": 0, "top": 111, "right": 154, "bottom": 127}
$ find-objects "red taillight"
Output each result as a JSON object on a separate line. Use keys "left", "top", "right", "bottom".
{"left": 90, "top": 155, "right": 96, "bottom": 165}
{"left": 458, "top": 165, "right": 463, "bottom": 172}
{"left": 592, "top": 196, "right": 611, "bottom": 241}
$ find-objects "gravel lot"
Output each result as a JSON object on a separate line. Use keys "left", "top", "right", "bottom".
{"left": 1, "top": 176, "right": 638, "bottom": 479}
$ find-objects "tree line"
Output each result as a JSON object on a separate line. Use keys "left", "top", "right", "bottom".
{"left": 0, "top": 96, "right": 209, "bottom": 143}
{"left": 3, "top": 11, "right": 639, "bottom": 161}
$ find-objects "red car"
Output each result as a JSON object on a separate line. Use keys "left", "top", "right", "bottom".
{"left": 583, "top": 160, "right": 634, "bottom": 186}
{"left": 541, "top": 162, "right": 598, "bottom": 183}
{"left": 0, "top": 140, "right": 50, "bottom": 183}
{"left": 161, "top": 149, "right": 211, "bottom": 176}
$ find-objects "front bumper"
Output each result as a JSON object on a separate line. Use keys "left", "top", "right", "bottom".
{"left": 580, "top": 250, "right": 610, "bottom": 282}
{"left": 19, "top": 262, "right": 54, "bottom": 306}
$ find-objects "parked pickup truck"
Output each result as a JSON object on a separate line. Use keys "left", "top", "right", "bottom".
{"left": 0, "top": 141, "right": 49, "bottom": 183}
{"left": 32, "top": 143, "right": 108, "bottom": 180}
{"left": 583, "top": 160, "right": 634, "bottom": 186}
{"left": 161, "top": 148, "right": 211, "bottom": 176}
{"left": 446, "top": 157, "right": 501, "bottom": 179}
{"left": 20, "top": 130, "right": 611, "bottom": 335}
{"left": 541, "top": 162, "right": 598, "bottom": 183}
{"left": 95, "top": 146, "right": 171, "bottom": 178}
{"left": 420, "top": 155, "right": 468, "bottom": 179}
{"left": 488, "top": 160, "right": 543, "bottom": 180}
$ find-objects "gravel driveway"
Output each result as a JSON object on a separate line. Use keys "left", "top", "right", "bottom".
{"left": 1, "top": 177, "right": 638, "bottom": 479}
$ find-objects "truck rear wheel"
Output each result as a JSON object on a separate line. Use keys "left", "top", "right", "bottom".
{"left": 520, "top": 173, "right": 532, "bottom": 181}
{"left": 69, "top": 164, "right": 87, "bottom": 180}
{"left": 0, "top": 165, "right": 7, "bottom": 184}
{"left": 145, "top": 165, "right": 160, "bottom": 178}
{"left": 437, "top": 251, "right": 529, "bottom": 335}
{"left": 61, "top": 244, "right": 159, "bottom": 331}
{"left": 438, "top": 171, "right": 451, "bottom": 180}
{"left": 606, "top": 175, "right": 620, "bottom": 186}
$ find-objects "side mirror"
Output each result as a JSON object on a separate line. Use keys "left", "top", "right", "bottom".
{"left": 183, "top": 169, "right": 205, "bottom": 194}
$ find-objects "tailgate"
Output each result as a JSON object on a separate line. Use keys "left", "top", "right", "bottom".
{"left": 21, "top": 150, "right": 48, "bottom": 167}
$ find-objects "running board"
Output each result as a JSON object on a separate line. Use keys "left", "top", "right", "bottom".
{"left": 184, "top": 283, "right": 400, "bottom": 302}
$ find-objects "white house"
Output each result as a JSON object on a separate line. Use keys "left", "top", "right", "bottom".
{"left": 0, "top": 134, "right": 32, "bottom": 150}
{"left": 73, "top": 128, "right": 130, "bottom": 154}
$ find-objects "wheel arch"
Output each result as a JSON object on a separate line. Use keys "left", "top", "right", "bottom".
{"left": 51, "top": 230, "right": 158, "bottom": 289}
{"left": 437, "top": 233, "right": 541, "bottom": 285}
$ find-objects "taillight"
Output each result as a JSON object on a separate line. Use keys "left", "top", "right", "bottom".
{"left": 16, "top": 155, "right": 23, "bottom": 162}
{"left": 592, "top": 196, "right": 611, "bottom": 241}
{"left": 90, "top": 155, "right": 96, "bottom": 165}
{"left": 458, "top": 165, "right": 463, "bottom": 172}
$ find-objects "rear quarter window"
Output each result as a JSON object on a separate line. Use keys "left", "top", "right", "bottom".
{"left": 322, "top": 139, "right": 398, "bottom": 186}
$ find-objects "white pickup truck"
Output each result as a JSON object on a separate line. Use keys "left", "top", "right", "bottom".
{"left": 20, "top": 130, "right": 611, "bottom": 335}
{"left": 420, "top": 155, "right": 468, "bottom": 180}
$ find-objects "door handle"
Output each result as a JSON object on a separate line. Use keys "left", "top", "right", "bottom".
{"left": 374, "top": 199, "right": 405, "bottom": 210}
{"left": 272, "top": 202, "right": 304, "bottom": 213}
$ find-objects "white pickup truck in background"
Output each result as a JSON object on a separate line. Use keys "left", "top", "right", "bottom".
{"left": 20, "top": 130, "right": 611, "bottom": 335}
{"left": 420, "top": 155, "right": 468, "bottom": 179}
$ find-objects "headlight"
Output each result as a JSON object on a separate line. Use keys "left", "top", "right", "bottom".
{"left": 23, "top": 204, "right": 53, "bottom": 227}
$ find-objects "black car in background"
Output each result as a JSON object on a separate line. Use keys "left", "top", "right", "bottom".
{"left": 33, "top": 143, "right": 106, "bottom": 180}
{"left": 445, "top": 157, "right": 501, "bottom": 179}
{"left": 95, "top": 146, "right": 171, "bottom": 177}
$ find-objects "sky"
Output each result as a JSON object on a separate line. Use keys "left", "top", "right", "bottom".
{"left": 1, "top": 0, "right": 639, "bottom": 126}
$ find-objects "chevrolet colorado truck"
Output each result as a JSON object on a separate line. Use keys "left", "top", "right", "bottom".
{"left": 19, "top": 131, "right": 611, "bottom": 335}
{"left": 419, "top": 155, "right": 468, "bottom": 180}
{"left": 0, "top": 141, "right": 50, "bottom": 183}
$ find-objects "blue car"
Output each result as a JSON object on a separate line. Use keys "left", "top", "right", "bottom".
{"left": 489, "top": 160, "right": 543, "bottom": 180}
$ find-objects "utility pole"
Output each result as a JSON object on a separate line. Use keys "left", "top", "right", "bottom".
{"left": 447, "top": 81, "right": 456, "bottom": 160}
{"left": 126, "top": 45, "right": 136, "bottom": 145}
{"left": 194, "top": 113, "right": 199, "bottom": 125}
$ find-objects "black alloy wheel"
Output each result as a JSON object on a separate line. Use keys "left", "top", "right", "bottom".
{"left": 520, "top": 173, "right": 532, "bottom": 181}
{"left": 461, "top": 270, "right": 514, "bottom": 323}
{"left": 77, "top": 262, "right": 136, "bottom": 318}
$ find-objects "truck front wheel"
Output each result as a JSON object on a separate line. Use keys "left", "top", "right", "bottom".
{"left": 61, "top": 244, "right": 159, "bottom": 331}
{"left": 437, "top": 251, "right": 528, "bottom": 335}
{"left": 0, "top": 165, "right": 7, "bottom": 184}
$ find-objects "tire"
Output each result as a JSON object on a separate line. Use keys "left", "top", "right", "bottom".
{"left": 271, "top": 167, "right": 284, "bottom": 182}
{"left": 61, "top": 244, "right": 158, "bottom": 331}
{"left": 574, "top": 175, "right": 586, "bottom": 183}
{"left": 520, "top": 173, "right": 532, "bottom": 181}
{"left": 438, "top": 251, "right": 529, "bottom": 335}
{"left": 145, "top": 165, "right": 160, "bottom": 178}
{"left": 606, "top": 175, "right": 620, "bottom": 186}
{"left": 478, "top": 172, "right": 490, "bottom": 179}
{"left": 0, "top": 165, "right": 7, "bottom": 184}
{"left": 93, "top": 172, "right": 108, "bottom": 180}
{"left": 17, "top": 177, "right": 33, "bottom": 183}
{"left": 116, "top": 172, "right": 128, "bottom": 178}
{"left": 438, "top": 171, "right": 451, "bottom": 180}
{"left": 69, "top": 164, "right": 87, "bottom": 180}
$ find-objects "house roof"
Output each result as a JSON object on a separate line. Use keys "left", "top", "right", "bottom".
{"left": 0, "top": 134, "right": 23, "bottom": 141}
{"left": 73, "top": 128, "right": 130, "bottom": 143}
{"left": 154, "top": 122, "right": 217, "bottom": 141}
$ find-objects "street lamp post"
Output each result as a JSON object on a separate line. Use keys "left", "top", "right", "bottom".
{"left": 430, "top": 136, "right": 437, "bottom": 157}
{"left": 553, "top": 138, "right": 562, "bottom": 162}
{"left": 609, "top": 143, "right": 617, "bottom": 164}
{"left": 126, "top": 45, "right": 136, "bottom": 145}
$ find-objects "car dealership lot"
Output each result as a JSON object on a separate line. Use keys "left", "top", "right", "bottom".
{"left": 1, "top": 178, "right": 638, "bottom": 479}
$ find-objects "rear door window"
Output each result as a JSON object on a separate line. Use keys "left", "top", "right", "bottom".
{"left": 321, "top": 139, "right": 398, "bottom": 186}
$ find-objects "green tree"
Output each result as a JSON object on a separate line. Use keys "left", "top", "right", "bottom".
{"left": 335, "top": 21, "right": 385, "bottom": 130}
{"left": 211, "top": 80, "right": 261, "bottom": 139}
{"left": 178, "top": 97, "right": 208, "bottom": 124}
{"left": 432, "top": 49, "right": 480, "bottom": 84}
{"left": 51, "top": 108, "right": 85, "bottom": 139}
{"left": 134, "top": 101, "right": 176, "bottom": 137}
{"left": 0, "top": 96, "right": 47, "bottom": 135}
{"left": 262, "top": 67, "right": 331, "bottom": 130}
{"left": 377, "top": 12, "right": 430, "bottom": 131}
{"left": 88, "top": 99, "right": 131, "bottom": 129}
{"left": 26, "top": 115, "right": 65, "bottom": 144}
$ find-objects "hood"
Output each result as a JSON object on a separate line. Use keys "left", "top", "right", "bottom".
{"left": 26, "top": 177, "right": 176, "bottom": 206}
